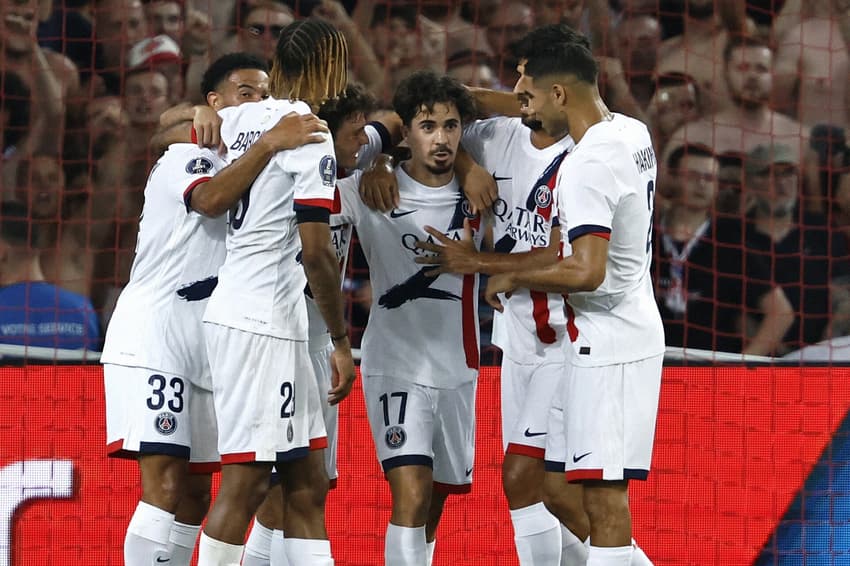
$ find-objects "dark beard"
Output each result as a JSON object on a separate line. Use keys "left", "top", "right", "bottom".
{"left": 731, "top": 92, "right": 767, "bottom": 111}
{"left": 521, "top": 115, "right": 544, "bottom": 131}
{"left": 426, "top": 162, "right": 454, "bottom": 175}
{"left": 688, "top": 2, "right": 715, "bottom": 20}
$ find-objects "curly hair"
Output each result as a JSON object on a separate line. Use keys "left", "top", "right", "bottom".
{"left": 317, "top": 83, "right": 378, "bottom": 136}
{"left": 392, "top": 70, "right": 476, "bottom": 127}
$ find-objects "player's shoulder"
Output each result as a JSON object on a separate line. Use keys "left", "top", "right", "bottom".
{"left": 464, "top": 115, "right": 521, "bottom": 139}
{"left": 159, "top": 143, "right": 224, "bottom": 173}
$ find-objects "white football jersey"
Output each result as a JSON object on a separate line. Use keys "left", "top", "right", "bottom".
{"left": 462, "top": 117, "right": 574, "bottom": 364}
{"left": 101, "top": 144, "right": 227, "bottom": 387}
{"left": 203, "top": 97, "right": 338, "bottom": 340}
{"left": 555, "top": 113, "right": 665, "bottom": 366}
{"left": 305, "top": 122, "right": 391, "bottom": 343}
{"left": 334, "top": 166, "right": 482, "bottom": 389}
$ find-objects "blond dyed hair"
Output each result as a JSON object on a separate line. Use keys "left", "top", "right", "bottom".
{"left": 269, "top": 19, "right": 348, "bottom": 108}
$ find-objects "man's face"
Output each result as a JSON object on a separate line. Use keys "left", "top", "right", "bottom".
{"left": 514, "top": 60, "right": 567, "bottom": 138}
{"left": 209, "top": 68, "right": 269, "bottom": 110}
{"left": 486, "top": 3, "right": 533, "bottom": 58}
{"left": 334, "top": 113, "right": 369, "bottom": 171}
{"left": 726, "top": 46, "right": 772, "bottom": 109}
{"left": 145, "top": 0, "right": 182, "bottom": 42}
{"left": 533, "top": 0, "right": 584, "bottom": 27}
{"left": 405, "top": 102, "right": 462, "bottom": 176}
{"left": 616, "top": 16, "right": 661, "bottom": 75}
{"left": 16, "top": 155, "right": 65, "bottom": 219}
{"left": 240, "top": 7, "right": 293, "bottom": 61}
{"left": 650, "top": 83, "right": 699, "bottom": 138}
{"left": 96, "top": 0, "right": 148, "bottom": 67}
{"left": 674, "top": 154, "right": 718, "bottom": 210}
{"left": 748, "top": 162, "right": 799, "bottom": 215}
{"left": 0, "top": 0, "right": 38, "bottom": 54}
{"left": 124, "top": 71, "right": 170, "bottom": 126}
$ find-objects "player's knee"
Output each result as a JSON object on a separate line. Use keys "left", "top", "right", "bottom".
{"left": 582, "top": 481, "right": 630, "bottom": 526}
{"left": 181, "top": 475, "right": 212, "bottom": 518}
{"left": 502, "top": 463, "right": 539, "bottom": 506}
{"left": 393, "top": 481, "right": 431, "bottom": 522}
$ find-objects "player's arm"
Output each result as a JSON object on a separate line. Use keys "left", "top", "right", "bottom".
{"left": 187, "top": 113, "right": 329, "bottom": 217}
{"left": 298, "top": 217, "right": 356, "bottom": 405}
{"left": 455, "top": 148, "right": 498, "bottom": 214}
{"left": 416, "top": 223, "right": 560, "bottom": 275}
{"left": 485, "top": 233, "right": 607, "bottom": 310}
{"left": 466, "top": 87, "right": 522, "bottom": 118}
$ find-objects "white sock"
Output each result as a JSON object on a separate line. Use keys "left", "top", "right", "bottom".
{"left": 285, "top": 538, "right": 333, "bottom": 566}
{"left": 242, "top": 520, "right": 273, "bottom": 565}
{"left": 197, "top": 531, "right": 244, "bottom": 566}
{"left": 587, "top": 544, "right": 633, "bottom": 566}
{"left": 168, "top": 521, "right": 201, "bottom": 566}
{"left": 426, "top": 539, "right": 436, "bottom": 566}
{"left": 270, "top": 530, "right": 290, "bottom": 566}
{"left": 630, "top": 539, "right": 652, "bottom": 565}
{"left": 561, "top": 524, "right": 589, "bottom": 565}
{"left": 510, "top": 502, "right": 562, "bottom": 565}
{"left": 124, "top": 501, "right": 174, "bottom": 566}
{"left": 385, "top": 524, "right": 426, "bottom": 566}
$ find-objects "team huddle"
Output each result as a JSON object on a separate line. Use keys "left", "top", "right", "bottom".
{"left": 101, "top": 18, "right": 664, "bottom": 566}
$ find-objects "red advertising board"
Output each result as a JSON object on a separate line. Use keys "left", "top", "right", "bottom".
{"left": 2, "top": 365, "right": 849, "bottom": 565}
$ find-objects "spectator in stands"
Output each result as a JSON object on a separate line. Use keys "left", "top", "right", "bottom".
{"left": 0, "top": 0, "right": 79, "bottom": 158}
{"left": 93, "top": 0, "right": 149, "bottom": 93}
{"left": 142, "top": 0, "right": 211, "bottom": 56}
{"left": 127, "top": 35, "right": 185, "bottom": 103}
{"left": 614, "top": 13, "right": 661, "bottom": 109}
{"left": 484, "top": 1, "right": 534, "bottom": 90}
{"left": 656, "top": 0, "right": 750, "bottom": 113}
{"left": 664, "top": 36, "right": 809, "bottom": 168}
{"left": 216, "top": 0, "right": 295, "bottom": 63}
{"left": 446, "top": 49, "right": 499, "bottom": 89}
{"left": 773, "top": 0, "right": 849, "bottom": 131}
{"left": 416, "top": 0, "right": 491, "bottom": 74}
{"left": 531, "top": 0, "right": 585, "bottom": 28}
{"left": 356, "top": 2, "right": 440, "bottom": 101}
{"left": 653, "top": 143, "right": 793, "bottom": 356}
{"left": 0, "top": 201, "right": 100, "bottom": 351}
{"left": 716, "top": 151, "right": 748, "bottom": 215}
{"left": 646, "top": 72, "right": 702, "bottom": 155}
{"left": 0, "top": 70, "right": 30, "bottom": 158}
{"left": 741, "top": 143, "right": 850, "bottom": 352}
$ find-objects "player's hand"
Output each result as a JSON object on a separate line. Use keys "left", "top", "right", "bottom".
{"left": 328, "top": 340, "right": 357, "bottom": 405}
{"left": 192, "top": 106, "right": 222, "bottom": 148}
{"left": 263, "top": 112, "right": 329, "bottom": 152}
{"left": 460, "top": 162, "right": 497, "bottom": 215}
{"left": 415, "top": 218, "right": 479, "bottom": 275}
{"left": 359, "top": 154, "right": 398, "bottom": 212}
{"left": 485, "top": 273, "right": 517, "bottom": 312}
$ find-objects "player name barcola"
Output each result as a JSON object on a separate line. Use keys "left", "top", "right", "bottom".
{"left": 492, "top": 199, "right": 551, "bottom": 247}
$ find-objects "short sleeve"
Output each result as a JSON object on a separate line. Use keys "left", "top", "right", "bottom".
{"left": 277, "top": 133, "right": 338, "bottom": 211}
{"left": 557, "top": 158, "right": 617, "bottom": 242}
{"left": 162, "top": 147, "right": 225, "bottom": 213}
{"left": 461, "top": 118, "right": 500, "bottom": 164}
{"left": 354, "top": 122, "right": 393, "bottom": 170}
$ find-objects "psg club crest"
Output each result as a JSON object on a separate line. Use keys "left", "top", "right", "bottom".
{"left": 287, "top": 421, "right": 294, "bottom": 443}
{"left": 154, "top": 412, "right": 177, "bottom": 436}
{"left": 534, "top": 185, "right": 552, "bottom": 208}
{"left": 461, "top": 198, "right": 476, "bottom": 219}
{"left": 320, "top": 155, "right": 337, "bottom": 187}
{"left": 385, "top": 425, "right": 406, "bottom": 449}
{"left": 185, "top": 157, "right": 213, "bottom": 175}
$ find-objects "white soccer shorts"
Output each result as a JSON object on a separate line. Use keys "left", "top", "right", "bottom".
{"left": 550, "top": 354, "right": 663, "bottom": 481}
{"left": 204, "top": 323, "right": 318, "bottom": 464}
{"left": 104, "top": 363, "right": 220, "bottom": 472}
{"left": 363, "top": 374, "right": 476, "bottom": 493}
{"left": 501, "top": 357, "right": 564, "bottom": 459}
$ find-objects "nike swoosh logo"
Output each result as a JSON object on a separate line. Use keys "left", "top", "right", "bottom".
{"left": 493, "top": 174, "right": 511, "bottom": 181}
{"left": 524, "top": 428, "right": 546, "bottom": 438}
{"left": 390, "top": 209, "right": 417, "bottom": 218}
{"left": 465, "top": 467, "right": 473, "bottom": 476}
{"left": 155, "top": 558, "right": 171, "bottom": 563}
{"left": 572, "top": 452, "right": 592, "bottom": 463}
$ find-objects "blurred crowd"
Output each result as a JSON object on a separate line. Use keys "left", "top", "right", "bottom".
{"left": 0, "top": 0, "right": 848, "bottom": 359}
